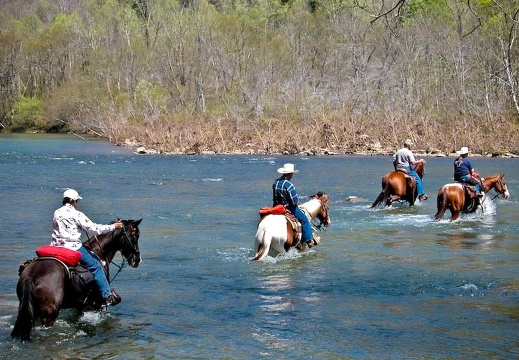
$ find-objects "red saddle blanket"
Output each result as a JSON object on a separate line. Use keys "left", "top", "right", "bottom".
{"left": 35, "top": 245, "right": 81, "bottom": 266}
{"left": 258, "top": 205, "right": 286, "bottom": 216}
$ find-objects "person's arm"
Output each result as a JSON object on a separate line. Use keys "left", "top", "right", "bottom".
{"left": 286, "top": 182, "right": 299, "bottom": 206}
{"left": 76, "top": 211, "right": 117, "bottom": 235}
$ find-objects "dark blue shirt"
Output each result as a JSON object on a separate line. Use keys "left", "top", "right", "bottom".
{"left": 453, "top": 157, "right": 473, "bottom": 181}
{"left": 272, "top": 176, "right": 299, "bottom": 208}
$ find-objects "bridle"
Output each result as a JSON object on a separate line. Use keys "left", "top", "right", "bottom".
{"left": 311, "top": 197, "right": 330, "bottom": 231}
{"left": 86, "top": 220, "right": 140, "bottom": 282}
{"left": 489, "top": 176, "right": 507, "bottom": 200}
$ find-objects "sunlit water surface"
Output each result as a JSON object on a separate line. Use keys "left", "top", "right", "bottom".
{"left": 0, "top": 134, "right": 518, "bottom": 359}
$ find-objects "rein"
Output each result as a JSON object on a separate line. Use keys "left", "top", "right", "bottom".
{"left": 489, "top": 178, "right": 506, "bottom": 200}
{"left": 305, "top": 199, "right": 329, "bottom": 232}
{"left": 85, "top": 222, "right": 138, "bottom": 283}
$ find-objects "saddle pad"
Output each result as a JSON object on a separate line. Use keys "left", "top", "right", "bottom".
{"left": 35, "top": 245, "right": 81, "bottom": 266}
{"left": 259, "top": 205, "right": 286, "bottom": 215}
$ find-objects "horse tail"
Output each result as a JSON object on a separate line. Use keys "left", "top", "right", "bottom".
{"left": 11, "top": 276, "right": 36, "bottom": 341}
{"left": 434, "top": 187, "right": 449, "bottom": 221}
{"left": 382, "top": 183, "right": 392, "bottom": 207}
{"left": 252, "top": 223, "right": 272, "bottom": 261}
{"left": 371, "top": 174, "right": 391, "bottom": 208}
{"left": 370, "top": 191, "right": 385, "bottom": 208}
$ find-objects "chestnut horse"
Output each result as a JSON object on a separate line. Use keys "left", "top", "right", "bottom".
{"left": 252, "top": 192, "right": 331, "bottom": 261}
{"left": 434, "top": 174, "right": 509, "bottom": 221}
{"left": 11, "top": 219, "right": 142, "bottom": 341}
{"left": 371, "top": 162, "right": 425, "bottom": 208}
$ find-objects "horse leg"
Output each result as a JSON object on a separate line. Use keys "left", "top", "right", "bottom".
{"left": 449, "top": 195, "right": 464, "bottom": 221}
{"left": 252, "top": 224, "right": 271, "bottom": 261}
{"left": 284, "top": 223, "right": 293, "bottom": 252}
{"left": 434, "top": 188, "right": 448, "bottom": 221}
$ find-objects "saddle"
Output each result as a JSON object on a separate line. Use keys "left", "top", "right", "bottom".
{"left": 258, "top": 205, "right": 303, "bottom": 242}
{"left": 460, "top": 183, "right": 478, "bottom": 199}
{"left": 455, "top": 182, "right": 482, "bottom": 212}
{"left": 396, "top": 169, "right": 416, "bottom": 190}
{"left": 17, "top": 249, "right": 103, "bottom": 308}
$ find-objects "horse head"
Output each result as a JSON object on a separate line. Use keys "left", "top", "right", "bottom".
{"left": 414, "top": 161, "right": 425, "bottom": 179}
{"left": 311, "top": 191, "right": 331, "bottom": 228}
{"left": 118, "top": 219, "right": 143, "bottom": 268}
{"left": 483, "top": 173, "right": 510, "bottom": 199}
{"left": 84, "top": 218, "right": 143, "bottom": 268}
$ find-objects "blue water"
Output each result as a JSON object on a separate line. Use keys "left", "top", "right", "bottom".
{"left": 0, "top": 134, "right": 518, "bottom": 359}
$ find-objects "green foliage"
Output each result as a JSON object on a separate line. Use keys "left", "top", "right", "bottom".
{"left": 11, "top": 96, "right": 45, "bottom": 131}
{"left": 134, "top": 80, "right": 169, "bottom": 118}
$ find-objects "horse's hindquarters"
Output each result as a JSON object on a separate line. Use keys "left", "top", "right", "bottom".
{"left": 253, "top": 215, "right": 289, "bottom": 260}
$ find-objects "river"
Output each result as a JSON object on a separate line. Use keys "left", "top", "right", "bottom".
{"left": 0, "top": 134, "right": 518, "bottom": 359}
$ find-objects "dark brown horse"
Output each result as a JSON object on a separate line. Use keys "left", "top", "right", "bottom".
{"left": 11, "top": 219, "right": 142, "bottom": 341}
{"left": 434, "top": 174, "right": 509, "bottom": 221}
{"left": 371, "top": 162, "right": 425, "bottom": 208}
{"left": 252, "top": 192, "right": 331, "bottom": 261}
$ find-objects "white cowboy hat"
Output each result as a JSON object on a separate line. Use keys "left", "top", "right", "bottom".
{"left": 63, "top": 189, "right": 82, "bottom": 200}
{"left": 404, "top": 139, "right": 414, "bottom": 146}
{"left": 456, "top": 146, "right": 469, "bottom": 155}
{"left": 277, "top": 163, "right": 299, "bottom": 174}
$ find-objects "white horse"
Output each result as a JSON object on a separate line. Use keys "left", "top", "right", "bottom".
{"left": 252, "top": 192, "right": 331, "bottom": 261}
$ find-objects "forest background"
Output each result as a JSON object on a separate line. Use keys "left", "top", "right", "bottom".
{"left": 1, "top": 0, "right": 518, "bottom": 156}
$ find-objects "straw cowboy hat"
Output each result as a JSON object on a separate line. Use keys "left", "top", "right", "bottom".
{"left": 277, "top": 163, "right": 299, "bottom": 174}
{"left": 404, "top": 139, "right": 414, "bottom": 146}
{"left": 456, "top": 146, "right": 469, "bottom": 155}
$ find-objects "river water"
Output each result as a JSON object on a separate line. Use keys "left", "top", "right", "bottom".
{"left": 0, "top": 134, "right": 518, "bottom": 359}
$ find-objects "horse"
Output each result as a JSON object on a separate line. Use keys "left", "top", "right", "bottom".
{"left": 434, "top": 174, "right": 510, "bottom": 221}
{"left": 252, "top": 192, "right": 331, "bottom": 261}
{"left": 11, "top": 219, "right": 143, "bottom": 341}
{"left": 371, "top": 161, "right": 425, "bottom": 208}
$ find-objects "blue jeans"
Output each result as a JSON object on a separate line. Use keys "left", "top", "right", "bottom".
{"left": 78, "top": 246, "right": 111, "bottom": 299}
{"left": 289, "top": 206, "right": 313, "bottom": 243}
{"left": 459, "top": 175, "right": 481, "bottom": 192}
{"left": 400, "top": 167, "right": 424, "bottom": 196}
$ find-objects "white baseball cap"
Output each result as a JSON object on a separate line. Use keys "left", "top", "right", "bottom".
{"left": 63, "top": 189, "right": 83, "bottom": 200}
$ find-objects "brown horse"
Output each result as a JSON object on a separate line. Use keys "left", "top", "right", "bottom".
{"left": 11, "top": 219, "right": 142, "bottom": 341}
{"left": 252, "top": 192, "right": 331, "bottom": 261}
{"left": 371, "top": 162, "right": 425, "bottom": 208}
{"left": 434, "top": 174, "right": 509, "bottom": 221}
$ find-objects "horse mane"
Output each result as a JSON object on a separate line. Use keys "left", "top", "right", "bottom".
{"left": 300, "top": 198, "right": 321, "bottom": 216}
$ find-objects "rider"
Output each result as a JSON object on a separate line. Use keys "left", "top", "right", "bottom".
{"left": 453, "top": 146, "right": 483, "bottom": 194}
{"left": 272, "top": 163, "right": 319, "bottom": 248}
{"left": 50, "top": 189, "right": 122, "bottom": 307}
{"left": 393, "top": 139, "right": 427, "bottom": 201}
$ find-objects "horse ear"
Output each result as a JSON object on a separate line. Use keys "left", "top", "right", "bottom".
{"left": 133, "top": 218, "right": 143, "bottom": 226}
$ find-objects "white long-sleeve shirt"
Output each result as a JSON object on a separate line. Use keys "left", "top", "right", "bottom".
{"left": 51, "top": 203, "right": 115, "bottom": 250}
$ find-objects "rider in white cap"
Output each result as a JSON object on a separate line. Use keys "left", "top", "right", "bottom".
{"left": 50, "top": 189, "right": 123, "bottom": 307}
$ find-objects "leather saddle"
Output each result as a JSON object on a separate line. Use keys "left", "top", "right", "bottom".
{"left": 456, "top": 183, "right": 482, "bottom": 212}
{"left": 396, "top": 168, "right": 416, "bottom": 190}
{"left": 258, "top": 206, "right": 302, "bottom": 241}
{"left": 18, "top": 257, "right": 103, "bottom": 308}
